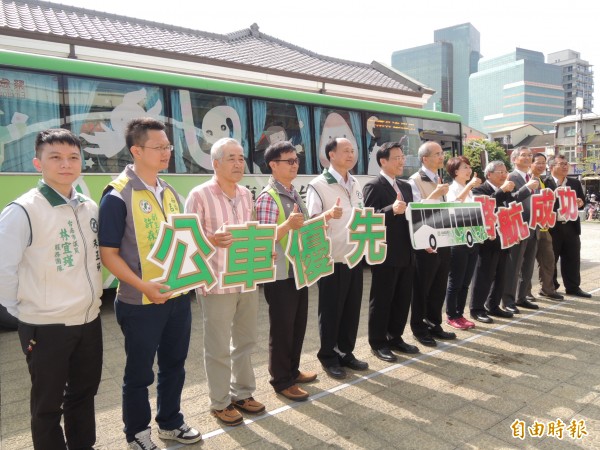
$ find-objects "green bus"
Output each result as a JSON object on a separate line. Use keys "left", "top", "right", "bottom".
{"left": 0, "top": 49, "right": 463, "bottom": 204}
{"left": 1, "top": 49, "right": 463, "bottom": 287}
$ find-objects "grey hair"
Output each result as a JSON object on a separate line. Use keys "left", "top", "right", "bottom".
{"left": 547, "top": 154, "right": 567, "bottom": 168}
{"left": 510, "top": 146, "right": 529, "bottom": 163}
{"left": 210, "top": 137, "right": 241, "bottom": 162}
{"left": 484, "top": 160, "right": 506, "bottom": 178}
{"left": 417, "top": 141, "right": 439, "bottom": 163}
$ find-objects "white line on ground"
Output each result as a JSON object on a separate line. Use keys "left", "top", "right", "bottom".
{"left": 166, "top": 288, "right": 599, "bottom": 448}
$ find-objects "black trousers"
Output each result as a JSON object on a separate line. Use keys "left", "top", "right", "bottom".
{"left": 410, "top": 247, "right": 450, "bottom": 337}
{"left": 18, "top": 317, "right": 103, "bottom": 450}
{"left": 550, "top": 221, "right": 581, "bottom": 291}
{"left": 470, "top": 241, "right": 508, "bottom": 313}
{"left": 317, "top": 263, "right": 363, "bottom": 367}
{"left": 264, "top": 278, "right": 309, "bottom": 392}
{"left": 368, "top": 263, "right": 413, "bottom": 350}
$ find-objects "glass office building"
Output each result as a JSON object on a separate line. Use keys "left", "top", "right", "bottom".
{"left": 391, "top": 23, "right": 480, "bottom": 124}
{"left": 469, "top": 49, "right": 564, "bottom": 133}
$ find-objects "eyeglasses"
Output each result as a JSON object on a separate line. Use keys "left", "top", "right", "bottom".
{"left": 272, "top": 158, "right": 300, "bottom": 166}
{"left": 555, "top": 162, "right": 569, "bottom": 167}
{"left": 493, "top": 170, "right": 508, "bottom": 174}
{"left": 140, "top": 144, "right": 174, "bottom": 152}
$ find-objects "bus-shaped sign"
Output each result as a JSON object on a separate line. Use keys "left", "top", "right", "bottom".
{"left": 407, "top": 201, "right": 488, "bottom": 250}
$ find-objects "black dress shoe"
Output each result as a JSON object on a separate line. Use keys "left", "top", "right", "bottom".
{"left": 566, "top": 289, "right": 592, "bottom": 298}
{"left": 342, "top": 358, "right": 369, "bottom": 371}
{"left": 503, "top": 304, "right": 520, "bottom": 314}
{"left": 525, "top": 295, "right": 537, "bottom": 302}
{"left": 516, "top": 299, "right": 539, "bottom": 310}
{"left": 430, "top": 328, "right": 456, "bottom": 340}
{"left": 389, "top": 339, "right": 419, "bottom": 354}
{"left": 470, "top": 311, "right": 493, "bottom": 323}
{"left": 321, "top": 364, "right": 347, "bottom": 380}
{"left": 539, "top": 291, "right": 564, "bottom": 300}
{"left": 371, "top": 348, "right": 398, "bottom": 363}
{"left": 486, "top": 307, "right": 513, "bottom": 318}
{"left": 414, "top": 334, "right": 437, "bottom": 347}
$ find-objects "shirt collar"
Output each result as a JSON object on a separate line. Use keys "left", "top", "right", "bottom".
{"left": 421, "top": 166, "right": 438, "bottom": 181}
{"left": 380, "top": 170, "right": 396, "bottom": 187}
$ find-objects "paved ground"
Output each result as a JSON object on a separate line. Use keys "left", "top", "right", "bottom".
{"left": 1, "top": 223, "right": 600, "bottom": 449}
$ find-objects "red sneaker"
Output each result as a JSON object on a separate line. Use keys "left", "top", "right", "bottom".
{"left": 447, "top": 317, "right": 468, "bottom": 330}
{"left": 459, "top": 317, "right": 476, "bottom": 329}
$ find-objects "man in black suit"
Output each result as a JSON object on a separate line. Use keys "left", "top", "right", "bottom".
{"left": 502, "top": 147, "right": 540, "bottom": 314}
{"left": 363, "top": 141, "right": 419, "bottom": 363}
{"left": 470, "top": 161, "right": 515, "bottom": 323}
{"left": 544, "top": 155, "right": 591, "bottom": 298}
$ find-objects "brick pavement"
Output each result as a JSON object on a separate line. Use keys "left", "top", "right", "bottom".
{"left": 1, "top": 223, "right": 599, "bottom": 449}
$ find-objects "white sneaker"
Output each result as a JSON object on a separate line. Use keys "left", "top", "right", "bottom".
{"left": 157, "top": 423, "right": 202, "bottom": 444}
{"left": 128, "top": 428, "right": 161, "bottom": 450}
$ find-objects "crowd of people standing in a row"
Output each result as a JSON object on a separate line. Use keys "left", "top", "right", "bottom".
{"left": 0, "top": 120, "right": 591, "bottom": 449}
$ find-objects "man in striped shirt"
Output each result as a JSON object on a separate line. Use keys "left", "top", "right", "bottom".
{"left": 185, "top": 138, "right": 265, "bottom": 426}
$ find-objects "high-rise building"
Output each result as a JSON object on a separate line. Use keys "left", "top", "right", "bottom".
{"left": 547, "top": 50, "right": 594, "bottom": 115}
{"left": 468, "top": 48, "right": 564, "bottom": 134}
{"left": 391, "top": 23, "right": 481, "bottom": 123}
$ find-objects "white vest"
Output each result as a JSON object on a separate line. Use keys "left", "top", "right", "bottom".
{"left": 309, "top": 171, "right": 363, "bottom": 263}
{"left": 13, "top": 186, "right": 102, "bottom": 325}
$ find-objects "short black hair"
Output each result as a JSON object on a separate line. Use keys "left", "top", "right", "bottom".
{"left": 376, "top": 141, "right": 404, "bottom": 167}
{"left": 35, "top": 128, "right": 81, "bottom": 158}
{"left": 264, "top": 141, "right": 296, "bottom": 170}
{"left": 324, "top": 138, "right": 338, "bottom": 161}
{"left": 532, "top": 153, "right": 547, "bottom": 162}
{"left": 125, "top": 118, "right": 166, "bottom": 154}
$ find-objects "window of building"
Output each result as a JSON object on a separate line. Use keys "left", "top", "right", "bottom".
{"left": 563, "top": 126, "right": 576, "bottom": 138}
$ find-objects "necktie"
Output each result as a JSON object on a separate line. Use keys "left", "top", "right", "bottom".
{"left": 526, "top": 173, "right": 531, "bottom": 182}
{"left": 393, "top": 181, "right": 403, "bottom": 200}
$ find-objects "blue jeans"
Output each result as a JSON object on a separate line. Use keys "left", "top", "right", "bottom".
{"left": 446, "top": 245, "right": 479, "bottom": 319}
{"left": 115, "top": 294, "right": 191, "bottom": 441}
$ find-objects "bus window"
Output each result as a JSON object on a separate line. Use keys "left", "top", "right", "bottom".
{"left": 423, "top": 208, "right": 434, "bottom": 228}
{"left": 170, "top": 90, "right": 248, "bottom": 174}
{"left": 474, "top": 207, "right": 483, "bottom": 226}
{"left": 0, "top": 69, "right": 60, "bottom": 173}
{"left": 65, "top": 77, "right": 165, "bottom": 174}
{"left": 365, "top": 113, "right": 420, "bottom": 177}
{"left": 432, "top": 209, "right": 444, "bottom": 228}
{"left": 411, "top": 209, "right": 424, "bottom": 232}
{"left": 252, "top": 100, "right": 312, "bottom": 175}
{"left": 454, "top": 208, "right": 465, "bottom": 227}
{"left": 441, "top": 208, "right": 452, "bottom": 228}
{"left": 314, "top": 107, "right": 364, "bottom": 175}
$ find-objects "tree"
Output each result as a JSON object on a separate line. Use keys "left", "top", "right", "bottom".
{"left": 462, "top": 139, "right": 512, "bottom": 180}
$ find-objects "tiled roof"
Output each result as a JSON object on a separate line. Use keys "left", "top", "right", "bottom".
{"left": 0, "top": 0, "right": 429, "bottom": 96}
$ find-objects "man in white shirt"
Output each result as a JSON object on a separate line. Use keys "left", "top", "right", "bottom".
{"left": 306, "top": 137, "right": 368, "bottom": 379}
{"left": 407, "top": 141, "right": 454, "bottom": 347}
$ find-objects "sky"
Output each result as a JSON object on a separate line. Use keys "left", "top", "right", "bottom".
{"left": 50, "top": 0, "right": 598, "bottom": 111}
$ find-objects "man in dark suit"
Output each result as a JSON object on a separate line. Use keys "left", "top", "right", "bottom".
{"left": 363, "top": 141, "right": 419, "bottom": 363}
{"left": 470, "top": 161, "right": 515, "bottom": 323}
{"left": 544, "top": 155, "right": 591, "bottom": 298}
{"left": 502, "top": 147, "right": 540, "bottom": 313}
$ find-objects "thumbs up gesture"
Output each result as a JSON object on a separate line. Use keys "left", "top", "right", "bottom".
{"left": 285, "top": 203, "right": 305, "bottom": 230}
{"left": 468, "top": 174, "right": 482, "bottom": 188}
{"left": 326, "top": 196, "right": 343, "bottom": 221}
{"left": 393, "top": 193, "right": 407, "bottom": 215}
